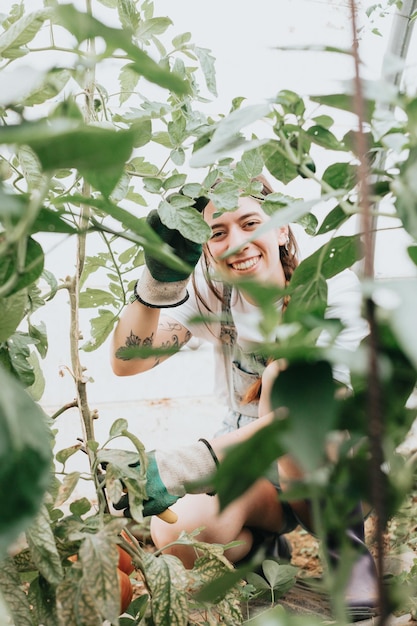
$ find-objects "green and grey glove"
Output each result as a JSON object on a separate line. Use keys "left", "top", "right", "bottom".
{"left": 113, "top": 439, "right": 219, "bottom": 518}
{"left": 134, "top": 209, "right": 203, "bottom": 308}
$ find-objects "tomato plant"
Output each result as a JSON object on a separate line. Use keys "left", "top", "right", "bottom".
{"left": 0, "top": 0, "right": 416, "bottom": 625}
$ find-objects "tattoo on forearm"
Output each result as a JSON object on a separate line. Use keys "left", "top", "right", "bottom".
{"left": 115, "top": 330, "right": 154, "bottom": 361}
{"left": 116, "top": 325, "right": 191, "bottom": 365}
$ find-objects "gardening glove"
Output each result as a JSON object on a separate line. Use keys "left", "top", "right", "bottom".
{"left": 113, "top": 438, "right": 219, "bottom": 519}
{"left": 134, "top": 208, "right": 203, "bottom": 308}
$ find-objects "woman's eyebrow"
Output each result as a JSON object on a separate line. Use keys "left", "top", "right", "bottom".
{"left": 210, "top": 212, "right": 261, "bottom": 228}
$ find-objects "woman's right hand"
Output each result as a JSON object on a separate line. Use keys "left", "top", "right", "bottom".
{"left": 134, "top": 210, "right": 202, "bottom": 308}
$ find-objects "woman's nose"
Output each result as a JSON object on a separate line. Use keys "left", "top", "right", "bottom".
{"left": 227, "top": 226, "right": 249, "bottom": 253}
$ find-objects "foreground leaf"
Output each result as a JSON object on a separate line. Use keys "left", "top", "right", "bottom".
{"left": 0, "top": 365, "right": 52, "bottom": 559}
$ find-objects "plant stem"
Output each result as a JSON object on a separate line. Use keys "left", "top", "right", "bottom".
{"left": 349, "top": 2, "right": 388, "bottom": 624}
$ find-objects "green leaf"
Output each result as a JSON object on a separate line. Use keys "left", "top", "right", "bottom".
{"left": 79, "top": 288, "right": 116, "bottom": 308}
{"left": 142, "top": 551, "right": 189, "bottom": 626}
{"left": 408, "top": 245, "right": 417, "bottom": 265}
{"left": 0, "top": 119, "right": 136, "bottom": 196}
{"left": 290, "top": 235, "right": 363, "bottom": 290}
{"left": 306, "top": 125, "right": 345, "bottom": 150}
{"left": 311, "top": 93, "right": 375, "bottom": 122}
{"left": 215, "top": 420, "right": 287, "bottom": 509}
{"left": 26, "top": 350, "right": 45, "bottom": 401}
{"left": 81, "top": 309, "right": 118, "bottom": 352}
{"left": 136, "top": 16, "right": 172, "bottom": 40}
{"left": 18, "top": 145, "right": 44, "bottom": 190}
{"left": 0, "top": 557, "right": 33, "bottom": 625}
{"left": 28, "top": 574, "right": 58, "bottom": 626}
{"left": 56, "top": 568, "right": 103, "bottom": 626}
{"left": 322, "top": 162, "right": 357, "bottom": 191}
{"left": 316, "top": 204, "right": 352, "bottom": 235}
{"left": 261, "top": 140, "right": 298, "bottom": 185}
{"left": 28, "top": 321, "right": 48, "bottom": 358}
{"left": 0, "top": 364, "right": 52, "bottom": 559}
{"left": 0, "top": 237, "right": 44, "bottom": 297}
{"left": 23, "top": 68, "right": 71, "bottom": 106}
{"left": 158, "top": 200, "right": 211, "bottom": 244}
{"left": 26, "top": 504, "right": 63, "bottom": 585}
{"left": 77, "top": 533, "right": 120, "bottom": 624}
{"left": 118, "top": 0, "right": 140, "bottom": 32}
{"left": 69, "top": 498, "right": 91, "bottom": 517}
{"left": 54, "top": 472, "right": 81, "bottom": 507}
{"left": 195, "top": 46, "right": 217, "bottom": 96}
{"left": 273, "top": 361, "right": 337, "bottom": 471}
{"left": 119, "top": 63, "right": 139, "bottom": 105}
{"left": 55, "top": 444, "right": 83, "bottom": 466}
{"left": 132, "top": 118, "right": 152, "bottom": 148}
{"left": 31, "top": 206, "right": 78, "bottom": 235}
{"left": 109, "top": 418, "right": 129, "bottom": 437}
{"left": 54, "top": 4, "right": 189, "bottom": 95}
{"left": 0, "top": 9, "right": 49, "bottom": 59}
{"left": 0, "top": 291, "right": 26, "bottom": 342}
{"left": 263, "top": 561, "right": 298, "bottom": 593}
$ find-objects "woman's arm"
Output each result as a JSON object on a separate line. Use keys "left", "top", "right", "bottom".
{"left": 110, "top": 300, "right": 192, "bottom": 376}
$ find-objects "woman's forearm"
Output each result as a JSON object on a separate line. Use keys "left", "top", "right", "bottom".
{"left": 111, "top": 300, "right": 162, "bottom": 376}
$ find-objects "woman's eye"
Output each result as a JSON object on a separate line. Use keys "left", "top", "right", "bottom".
{"left": 210, "top": 230, "right": 225, "bottom": 240}
{"left": 244, "top": 220, "right": 260, "bottom": 229}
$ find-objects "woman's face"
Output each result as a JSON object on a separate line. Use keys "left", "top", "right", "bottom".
{"left": 204, "top": 195, "right": 288, "bottom": 287}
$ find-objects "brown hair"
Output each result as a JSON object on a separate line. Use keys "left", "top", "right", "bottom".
{"left": 191, "top": 174, "right": 298, "bottom": 312}
{"left": 191, "top": 174, "right": 299, "bottom": 404}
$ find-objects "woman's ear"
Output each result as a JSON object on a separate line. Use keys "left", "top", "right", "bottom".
{"left": 278, "top": 226, "right": 289, "bottom": 246}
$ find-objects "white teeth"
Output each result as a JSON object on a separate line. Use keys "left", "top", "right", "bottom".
{"left": 231, "top": 257, "right": 259, "bottom": 271}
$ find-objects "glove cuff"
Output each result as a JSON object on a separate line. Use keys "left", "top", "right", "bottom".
{"left": 134, "top": 266, "right": 189, "bottom": 308}
{"left": 155, "top": 440, "right": 219, "bottom": 498}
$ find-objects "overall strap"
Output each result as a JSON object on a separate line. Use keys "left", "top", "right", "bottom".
{"left": 219, "top": 285, "right": 236, "bottom": 402}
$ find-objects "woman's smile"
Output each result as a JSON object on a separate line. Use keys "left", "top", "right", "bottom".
{"left": 229, "top": 255, "right": 261, "bottom": 272}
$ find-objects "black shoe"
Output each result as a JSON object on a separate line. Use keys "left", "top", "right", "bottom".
{"left": 238, "top": 528, "right": 292, "bottom": 572}
{"left": 328, "top": 532, "right": 379, "bottom": 621}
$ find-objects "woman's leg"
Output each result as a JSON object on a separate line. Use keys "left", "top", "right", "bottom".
{"left": 151, "top": 477, "right": 288, "bottom": 568}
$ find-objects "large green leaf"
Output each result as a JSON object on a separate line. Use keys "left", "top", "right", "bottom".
{"left": 290, "top": 235, "right": 363, "bottom": 288}
{"left": 0, "top": 9, "right": 49, "bottom": 59}
{"left": 0, "top": 119, "right": 136, "bottom": 197}
{"left": 53, "top": 4, "right": 189, "bottom": 95}
{"left": 215, "top": 420, "right": 287, "bottom": 510}
{"left": 26, "top": 505, "right": 63, "bottom": 585}
{"left": 0, "top": 237, "right": 44, "bottom": 297}
{"left": 78, "top": 534, "right": 120, "bottom": 625}
{"left": 158, "top": 199, "right": 211, "bottom": 244}
{"left": 261, "top": 139, "right": 298, "bottom": 185}
{"left": 0, "top": 291, "right": 26, "bottom": 342}
{"left": 0, "top": 365, "right": 52, "bottom": 559}
{"left": 0, "top": 557, "right": 33, "bottom": 625}
{"left": 310, "top": 93, "right": 375, "bottom": 122}
{"left": 272, "top": 361, "right": 337, "bottom": 471}
{"left": 56, "top": 569, "right": 103, "bottom": 626}
{"left": 142, "top": 551, "right": 189, "bottom": 626}
{"left": 28, "top": 574, "right": 58, "bottom": 626}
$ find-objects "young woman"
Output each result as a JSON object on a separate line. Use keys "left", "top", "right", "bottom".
{"left": 110, "top": 175, "right": 377, "bottom": 615}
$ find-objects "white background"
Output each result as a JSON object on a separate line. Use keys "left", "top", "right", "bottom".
{"left": 2, "top": 1, "right": 417, "bottom": 451}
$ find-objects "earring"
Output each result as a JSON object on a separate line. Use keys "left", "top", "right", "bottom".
{"left": 285, "top": 236, "right": 290, "bottom": 251}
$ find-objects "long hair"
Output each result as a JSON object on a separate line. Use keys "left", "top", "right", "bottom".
{"left": 191, "top": 174, "right": 299, "bottom": 313}
{"left": 191, "top": 174, "right": 299, "bottom": 404}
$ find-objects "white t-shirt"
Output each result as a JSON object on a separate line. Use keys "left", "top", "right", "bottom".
{"left": 170, "top": 264, "right": 368, "bottom": 408}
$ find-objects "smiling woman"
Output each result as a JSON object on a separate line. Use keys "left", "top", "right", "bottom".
{"left": 109, "top": 173, "right": 377, "bottom": 617}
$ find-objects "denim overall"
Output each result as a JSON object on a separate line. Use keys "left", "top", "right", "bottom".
{"left": 215, "top": 285, "right": 298, "bottom": 533}
{"left": 215, "top": 285, "right": 266, "bottom": 436}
